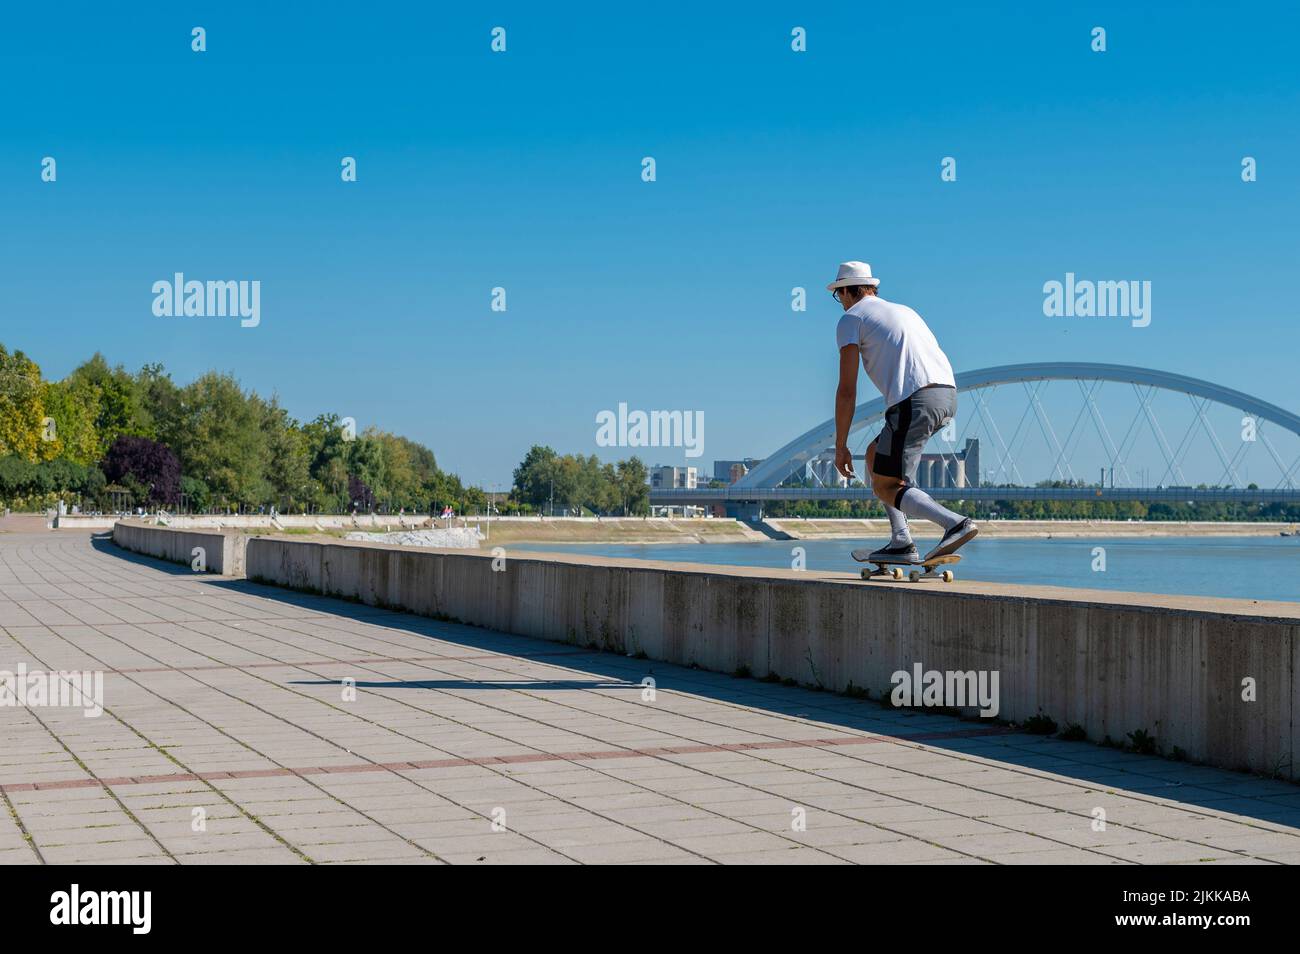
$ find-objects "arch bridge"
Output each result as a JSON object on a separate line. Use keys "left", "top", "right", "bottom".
{"left": 650, "top": 363, "right": 1300, "bottom": 513}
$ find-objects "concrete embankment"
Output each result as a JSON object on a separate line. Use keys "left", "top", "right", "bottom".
{"left": 61, "top": 512, "right": 437, "bottom": 532}
{"left": 112, "top": 521, "right": 1300, "bottom": 780}
{"left": 65, "top": 514, "right": 769, "bottom": 543}
{"left": 112, "top": 520, "right": 248, "bottom": 575}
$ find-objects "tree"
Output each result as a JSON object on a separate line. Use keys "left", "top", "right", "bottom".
{"left": 261, "top": 399, "right": 311, "bottom": 511}
{"left": 67, "top": 353, "right": 144, "bottom": 451}
{"left": 302, "top": 414, "right": 352, "bottom": 510}
{"left": 172, "top": 372, "right": 268, "bottom": 507}
{"left": 136, "top": 363, "right": 183, "bottom": 449}
{"left": 41, "top": 377, "right": 102, "bottom": 465}
{"left": 512, "top": 445, "right": 560, "bottom": 509}
{"left": 0, "top": 346, "right": 46, "bottom": 461}
{"left": 347, "top": 433, "right": 387, "bottom": 508}
{"left": 180, "top": 475, "right": 211, "bottom": 512}
{"left": 101, "top": 436, "right": 181, "bottom": 505}
{"left": 616, "top": 457, "right": 649, "bottom": 515}
{"left": 348, "top": 474, "right": 374, "bottom": 512}
{"left": 369, "top": 432, "right": 439, "bottom": 510}
{"left": 0, "top": 456, "right": 38, "bottom": 505}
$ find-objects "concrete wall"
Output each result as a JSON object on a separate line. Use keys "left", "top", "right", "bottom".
{"left": 53, "top": 515, "right": 117, "bottom": 530}
{"left": 66, "top": 513, "right": 439, "bottom": 531}
{"left": 112, "top": 523, "right": 1300, "bottom": 780}
{"left": 243, "top": 537, "right": 1300, "bottom": 781}
{"left": 112, "top": 521, "right": 246, "bottom": 576}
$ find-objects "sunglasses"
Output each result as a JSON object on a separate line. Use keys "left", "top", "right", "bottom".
{"left": 833, "top": 285, "right": 874, "bottom": 302}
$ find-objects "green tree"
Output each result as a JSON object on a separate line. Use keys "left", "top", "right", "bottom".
{"left": 173, "top": 372, "right": 269, "bottom": 508}
{"left": 180, "top": 475, "right": 211, "bottom": 513}
{"left": 616, "top": 456, "right": 650, "bottom": 515}
{"left": 261, "top": 399, "right": 311, "bottom": 511}
{"left": 41, "top": 378, "right": 102, "bottom": 465}
{"left": 67, "top": 353, "right": 144, "bottom": 452}
{"left": 347, "top": 432, "right": 388, "bottom": 508}
{"left": 0, "top": 346, "right": 46, "bottom": 461}
{"left": 135, "top": 363, "right": 183, "bottom": 448}
{"left": 512, "top": 445, "right": 560, "bottom": 510}
{"left": 302, "top": 414, "right": 352, "bottom": 509}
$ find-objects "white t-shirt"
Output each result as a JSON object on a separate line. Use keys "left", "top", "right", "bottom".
{"left": 835, "top": 295, "right": 955, "bottom": 408}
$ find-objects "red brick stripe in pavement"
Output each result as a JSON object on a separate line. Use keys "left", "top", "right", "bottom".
{"left": 0, "top": 726, "right": 1014, "bottom": 794}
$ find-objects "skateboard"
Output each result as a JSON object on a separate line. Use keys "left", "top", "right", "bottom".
{"left": 859, "top": 553, "right": 961, "bottom": 583}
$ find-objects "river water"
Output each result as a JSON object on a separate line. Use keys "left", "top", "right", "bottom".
{"left": 514, "top": 536, "right": 1300, "bottom": 603}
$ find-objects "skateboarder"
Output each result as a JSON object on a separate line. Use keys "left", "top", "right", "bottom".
{"left": 828, "top": 261, "right": 978, "bottom": 564}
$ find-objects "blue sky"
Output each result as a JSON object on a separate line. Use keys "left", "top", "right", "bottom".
{"left": 3, "top": 1, "right": 1298, "bottom": 487}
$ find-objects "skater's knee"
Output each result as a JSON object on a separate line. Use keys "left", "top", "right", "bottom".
{"left": 871, "top": 473, "right": 903, "bottom": 502}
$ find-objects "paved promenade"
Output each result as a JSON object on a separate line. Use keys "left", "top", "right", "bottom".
{"left": 1, "top": 531, "right": 1298, "bottom": 865}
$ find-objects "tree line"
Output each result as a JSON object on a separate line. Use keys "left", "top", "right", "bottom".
{"left": 0, "top": 345, "right": 475, "bottom": 513}
{"left": 510, "top": 445, "right": 650, "bottom": 515}
{"left": 1, "top": 345, "right": 657, "bottom": 517}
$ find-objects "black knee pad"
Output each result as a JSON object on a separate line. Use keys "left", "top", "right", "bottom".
{"left": 893, "top": 484, "right": 911, "bottom": 509}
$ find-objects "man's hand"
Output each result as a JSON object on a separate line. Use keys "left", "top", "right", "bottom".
{"left": 834, "top": 444, "right": 856, "bottom": 480}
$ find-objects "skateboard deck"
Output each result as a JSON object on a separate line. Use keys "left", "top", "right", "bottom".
{"left": 860, "top": 553, "right": 960, "bottom": 583}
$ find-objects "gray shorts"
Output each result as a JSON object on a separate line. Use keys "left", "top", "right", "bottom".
{"left": 872, "top": 385, "right": 957, "bottom": 481}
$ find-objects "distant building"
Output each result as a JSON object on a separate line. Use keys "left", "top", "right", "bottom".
{"left": 915, "top": 438, "right": 980, "bottom": 489}
{"left": 713, "top": 458, "right": 763, "bottom": 483}
{"left": 649, "top": 465, "right": 698, "bottom": 490}
{"left": 807, "top": 455, "right": 849, "bottom": 488}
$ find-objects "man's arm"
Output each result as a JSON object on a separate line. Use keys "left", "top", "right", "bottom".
{"left": 834, "top": 343, "right": 859, "bottom": 479}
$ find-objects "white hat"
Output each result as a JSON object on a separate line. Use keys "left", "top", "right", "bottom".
{"left": 826, "top": 261, "right": 881, "bottom": 291}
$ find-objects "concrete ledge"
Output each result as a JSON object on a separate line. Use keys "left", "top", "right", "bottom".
{"left": 107, "top": 524, "right": 1299, "bottom": 780}
{"left": 52, "top": 515, "right": 117, "bottom": 530}
{"left": 112, "top": 520, "right": 246, "bottom": 576}
{"left": 241, "top": 536, "right": 1300, "bottom": 781}
{"left": 70, "top": 513, "right": 430, "bottom": 531}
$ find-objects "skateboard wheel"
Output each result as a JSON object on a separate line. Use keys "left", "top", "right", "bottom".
{"left": 860, "top": 568, "right": 869, "bottom": 580}
{"left": 941, "top": 570, "right": 954, "bottom": 583}
{"left": 908, "top": 570, "right": 921, "bottom": 582}
{"left": 891, "top": 567, "right": 904, "bottom": 580}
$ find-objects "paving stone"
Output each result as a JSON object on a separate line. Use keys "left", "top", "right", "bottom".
{"left": 2, "top": 531, "right": 1297, "bottom": 866}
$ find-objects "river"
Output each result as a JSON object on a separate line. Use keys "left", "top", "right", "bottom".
{"left": 514, "top": 535, "right": 1300, "bottom": 603}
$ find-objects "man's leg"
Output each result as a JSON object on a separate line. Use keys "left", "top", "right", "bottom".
{"left": 892, "top": 484, "right": 963, "bottom": 533}
{"left": 867, "top": 440, "right": 911, "bottom": 545}
{"left": 872, "top": 389, "right": 978, "bottom": 559}
{"left": 852, "top": 440, "right": 918, "bottom": 563}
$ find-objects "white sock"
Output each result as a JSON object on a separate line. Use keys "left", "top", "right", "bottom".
{"left": 884, "top": 504, "right": 912, "bottom": 545}
{"left": 895, "top": 486, "right": 964, "bottom": 532}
